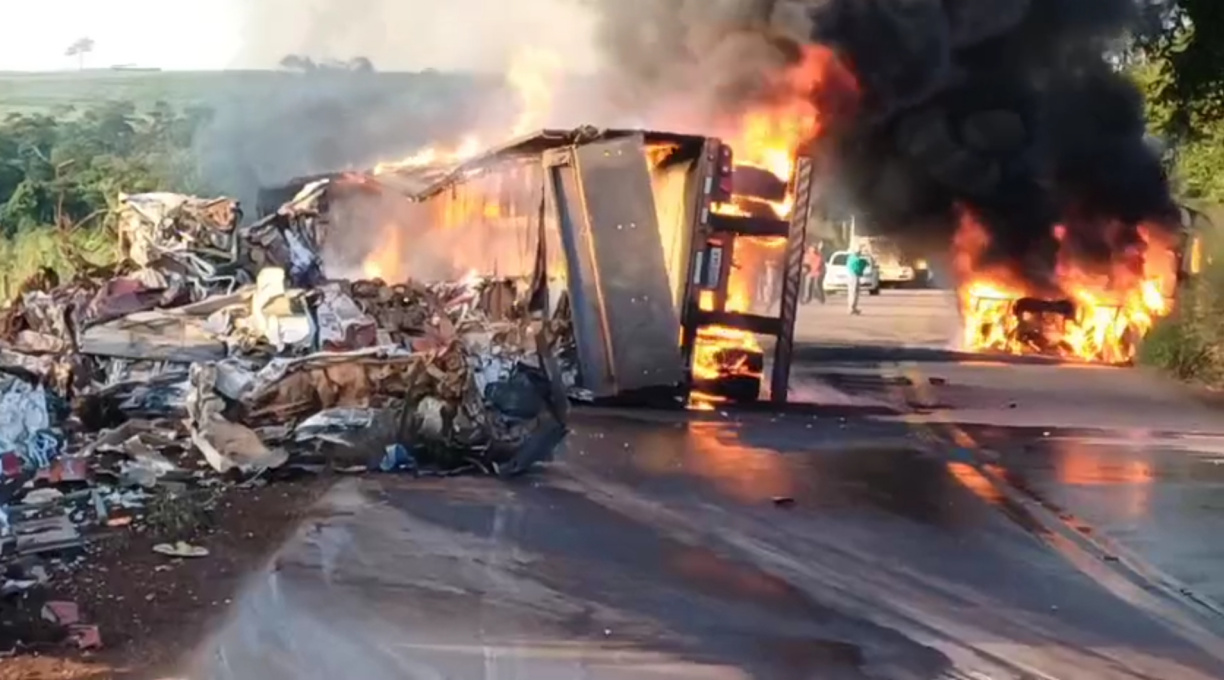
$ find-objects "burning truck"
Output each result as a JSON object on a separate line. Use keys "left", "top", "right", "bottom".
{"left": 253, "top": 125, "right": 827, "bottom": 406}
{"left": 247, "top": 41, "right": 859, "bottom": 407}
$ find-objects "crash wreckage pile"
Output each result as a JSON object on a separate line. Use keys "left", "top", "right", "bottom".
{"left": 0, "top": 192, "right": 568, "bottom": 630}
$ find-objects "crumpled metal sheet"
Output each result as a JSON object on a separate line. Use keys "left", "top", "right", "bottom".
{"left": 238, "top": 346, "right": 464, "bottom": 425}
{"left": 346, "top": 279, "right": 437, "bottom": 341}
{"left": 0, "top": 370, "right": 63, "bottom": 480}
{"left": 187, "top": 363, "right": 287, "bottom": 474}
{"left": 76, "top": 276, "right": 177, "bottom": 330}
{"left": 1, "top": 205, "right": 569, "bottom": 506}
{"left": 115, "top": 192, "right": 247, "bottom": 302}
{"left": 293, "top": 407, "right": 378, "bottom": 445}
{"left": 315, "top": 284, "right": 378, "bottom": 351}
{"left": 117, "top": 193, "right": 239, "bottom": 267}
{"left": 78, "top": 308, "right": 228, "bottom": 363}
{"left": 242, "top": 181, "right": 328, "bottom": 288}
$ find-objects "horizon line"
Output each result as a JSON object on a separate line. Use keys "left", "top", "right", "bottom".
{"left": 0, "top": 67, "right": 497, "bottom": 76}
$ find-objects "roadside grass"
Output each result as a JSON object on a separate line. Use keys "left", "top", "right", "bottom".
{"left": 1139, "top": 227, "right": 1224, "bottom": 386}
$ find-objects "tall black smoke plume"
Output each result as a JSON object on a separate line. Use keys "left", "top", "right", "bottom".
{"left": 581, "top": 0, "right": 1177, "bottom": 284}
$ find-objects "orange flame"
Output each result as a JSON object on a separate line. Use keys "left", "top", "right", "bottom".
{"left": 716, "top": 45, "right": 858, "bottom": 219}
{"left": 690, "top": 45, "right": 858, "bottom": 406}
{"left": 507, "top": 46, "right": 562, "bottom": 136}
{"left": 371, "top": 46, "right": 563, "bottom": 177}
{"left": 363, "top": 47, "right": 564, "bottom": 279}
{"left": 954, "top": 207, "right": 1179, "bottom": 364}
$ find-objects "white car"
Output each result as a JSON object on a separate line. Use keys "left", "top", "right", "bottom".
{"left": 823, "top": 251, "right": 881, "bottom": 295}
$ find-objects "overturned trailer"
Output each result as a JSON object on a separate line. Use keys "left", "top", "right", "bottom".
{"left": 255, "top": 128, "right": 817, "bottom": 404}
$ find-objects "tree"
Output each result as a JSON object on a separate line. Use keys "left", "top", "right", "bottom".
{"left": 279, "top": 54, "right": 375, "bottom": 73}
{"left": 1132, "top": 2, "right": 1224, "bottom": 126}
{"left": 64, "top": 37, "right": 95, "bottom": 71}
{"left": 278, "top": 54, "right": 316, "bottom": 72}
{"left": 1129, "top": 52, "right": 1224, "bottom": 203}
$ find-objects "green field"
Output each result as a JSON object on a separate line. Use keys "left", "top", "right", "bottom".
{"left": 0, "top": 69, "right": 490, "bottom": 115}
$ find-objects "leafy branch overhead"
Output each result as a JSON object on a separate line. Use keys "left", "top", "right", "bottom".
{"left": 1133, "top": 0, "right": 1224, "bottom": 123}
{"left": 1125, "top": 2, "right": 1224, "bottom": 203}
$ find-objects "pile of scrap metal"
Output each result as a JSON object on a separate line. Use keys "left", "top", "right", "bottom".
{"left": 0, "top": 191, "right": 568, "bottom": 566}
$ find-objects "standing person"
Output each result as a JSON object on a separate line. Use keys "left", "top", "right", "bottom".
{"left": 846, "top": 245, "right": 869, "bottom": 315}
{"left": 804, "top": 242, "right": 826, "bottom": 304}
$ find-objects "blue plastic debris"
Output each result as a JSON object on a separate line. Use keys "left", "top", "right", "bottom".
{"left": 378, "top": 444, "right": 418, "bottom": 473}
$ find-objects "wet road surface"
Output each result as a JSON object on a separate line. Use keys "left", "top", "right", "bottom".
{"left": 182, "top": 290, "right": 1224, "bottom": 679}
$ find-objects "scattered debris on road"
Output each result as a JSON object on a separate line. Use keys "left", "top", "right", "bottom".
{"left": 0, "top": 191, "right": 570, "bottom": 660}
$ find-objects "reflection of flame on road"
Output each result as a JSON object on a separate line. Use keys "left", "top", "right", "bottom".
{"left": 954, "top": 207, "right": 1179, "bottom": 364}
{"left": 683, "top": 421, "right": 794, "bottom": 502}
{"left": 670, "top": 547, "right": 795, "bottom": 600}
{"left": 1054, "top": 440, "right": 1153, "bottom": 518}
{"left": 945, "top": 462, "right": 1005, "bottom": 506}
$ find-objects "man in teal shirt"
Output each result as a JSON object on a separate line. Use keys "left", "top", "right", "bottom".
{"left": 845, "top": 246, "right": 869, "bottom": 315}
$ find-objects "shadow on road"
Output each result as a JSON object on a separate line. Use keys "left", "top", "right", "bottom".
{"left": 794, "top": 342, "right": 1079, "bottom": 367}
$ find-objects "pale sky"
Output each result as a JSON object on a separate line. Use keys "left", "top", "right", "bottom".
{"left": 0, "top": 0, "right": 600, "bottom": 73}
{"left": 0, "top": 0, "right": 243, "bottom": 70}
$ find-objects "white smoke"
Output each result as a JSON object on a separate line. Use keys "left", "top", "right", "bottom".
{"left": 226, "top": 0, "right": 601, "bottom": 73}
{"left": 194, "top": 0, "right": 614, "bottom": 207}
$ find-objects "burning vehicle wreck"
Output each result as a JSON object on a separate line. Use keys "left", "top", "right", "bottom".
{"left": 953, "top": 209, "right": 1189, "bottom": 364}
{"left": 257, "top": 124, "right": 836, "bottom": 407}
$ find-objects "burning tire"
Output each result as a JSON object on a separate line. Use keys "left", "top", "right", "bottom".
{"left": 692, "top": 375, "right": 762, "bottom": 403}
{"left": 691, "top": 341, "right": 765, "bottom": 404}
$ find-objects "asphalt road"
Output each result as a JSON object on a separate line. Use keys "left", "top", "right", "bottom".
{"left": 182, "top": 290, "right": 1224, "bottom": 679}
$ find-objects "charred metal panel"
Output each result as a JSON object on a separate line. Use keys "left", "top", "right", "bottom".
{"left": 540, "top": 149, "right": 570, "bottom": 319}
{"left": 546, "top": 156, "right": 616, "bottom": 396}
{"left": 569, "top": 135, "right": 685, "bottom": 395}
{"left": 678, "top": 140, "right": 723, "bottom": 377}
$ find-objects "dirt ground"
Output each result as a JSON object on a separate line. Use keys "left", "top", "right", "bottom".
{"left": 1, "top": 476, "right": 332, "bottom": 680}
